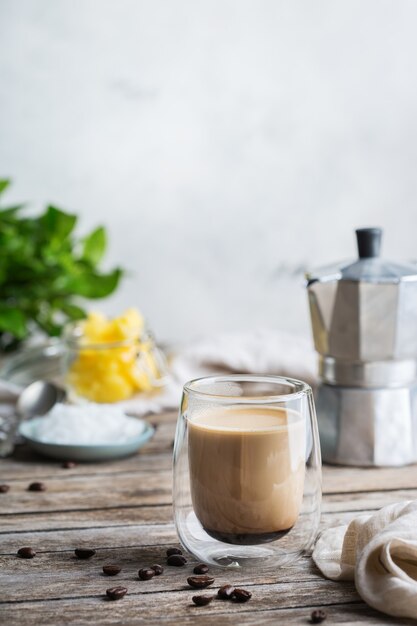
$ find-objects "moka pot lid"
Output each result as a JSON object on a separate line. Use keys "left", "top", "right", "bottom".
{"left": 306, "top": 228, "right": 417, "bottom": 285}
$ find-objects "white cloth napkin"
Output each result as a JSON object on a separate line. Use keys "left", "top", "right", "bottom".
{"left": 120, "top": 329, "right": 317, "bottom": 416}
{"left": 313, "top": 501, "right": 417, "bottom": 620}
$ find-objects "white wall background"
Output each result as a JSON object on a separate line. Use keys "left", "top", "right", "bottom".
{"left": 1, "top": 0, "right": 417, "bottom": 344}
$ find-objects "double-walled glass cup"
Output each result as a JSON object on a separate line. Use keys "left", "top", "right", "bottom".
{"left": 173, "top": 375, "right": 321, "bottom": 568}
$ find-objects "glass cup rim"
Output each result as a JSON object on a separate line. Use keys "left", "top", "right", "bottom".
{"left": 183, "top": 374, "right": 312, "bottom": 404}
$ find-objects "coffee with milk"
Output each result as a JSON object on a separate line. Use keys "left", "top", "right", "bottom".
{"left": 188, "top": 406, "right": 305, "bottom": 545}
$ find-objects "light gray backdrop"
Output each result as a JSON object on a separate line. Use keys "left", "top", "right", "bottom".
{"left": 1, "top": 0, "right": 416, "bottom": 343}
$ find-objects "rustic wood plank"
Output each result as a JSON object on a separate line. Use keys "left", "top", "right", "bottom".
{"left": 5, "top": 579, "right": 413, "bottom": 626}
{"left": 0, "top": 505, "right": 173, "bottom": 533}
{"left": 153, "top": 603, "right": 415, "bottom": 626}
{"left": 6, "top": 455, "right": 417, "bottom": 492}
{"left": 1, "top": 599, "right": 408, "bottom": 626}
{"left": 0, "top": 449, "right": 172, "bottom": 479}
{"left": 323, "top": 489, "right": 417, "bottom": 512}
{"left": 0, "top": 549, "right": 325, "bottom": 602}
{"left": 0, "top": 471, "right": 173, "bottom": 514}
{"left": 0, "top": 578, "right": 360, "bottom": 614}
{"left": 1, "top": 472, "right": 414, "bottom": 517}
{"left": 0, "top": 507, "right": 375, "bottom": 558}
{"left": 0, "top": 505, "right": 373, "bottom": 535}
{"left": 0, "top": 524, "right": 177, "bottom": 556}
{"left": 2, "top": 450, "right": 417, "bottom": 497}
{"left": 322, "top": 464, "right": 417, "bottom": 493}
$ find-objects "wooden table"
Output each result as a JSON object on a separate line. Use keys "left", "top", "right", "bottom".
{"left": 1, "top": 410, "right": 416, "bottom": 625}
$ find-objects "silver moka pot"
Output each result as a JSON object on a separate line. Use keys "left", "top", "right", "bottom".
{"left": 306, "top": 227, "right": 417, "bottom": 466}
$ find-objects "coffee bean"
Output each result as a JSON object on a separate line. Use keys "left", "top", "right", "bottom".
{"left": 74, "top": 548, "right": 96, "bottom": 559}
{"left": 28, "top": 482, "right": 46, "bottom": 492}
{"left": 217, "top": 584, "right": 234, "bottom": 600}
{"left": 311, "top": 609, "right": 327, "bottom": 624}
{"left": 103, "top": 565, "right": 121, "bottom": 576}
{"left": 192, "top": 595, "right": 214, "bottom": 606}
{"left": 17, "top": 547, "right": 36, "bottom": 559}
{"left": 232, "top": 588, "right": 252, "bottom": 603}
{"left": 106, "top": 586, "right": 127, "bottom": 601}
{"left": 150, "top": 564, "right": 164, "bottom": 575}
{"left": 166, "top": 554, "right": 187, "bottom": 566}
{"left": 138, "top": 568, "right": 155, "bottom": 580}
{"left": 62, "top": 461, "right": 77, "bottom": 469}
{"left": 166, "top": 547, "right": 183, "bottom": 557}
{"left": 193, "top": 563, "right": 209, "bottom": 575}
{"left": 0, "top": 484, "right": 10, "bottom": 493}
{"left": 187, "top": 575, "right": 215, "bottom": 589}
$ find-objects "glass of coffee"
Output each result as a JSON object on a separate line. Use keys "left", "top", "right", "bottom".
{"left": 173, "top": 375, "right": 321, "bottom": 568}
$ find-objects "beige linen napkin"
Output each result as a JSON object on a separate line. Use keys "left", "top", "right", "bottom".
{"left": 313, "top": 501, "right": 417, "bottom": 619}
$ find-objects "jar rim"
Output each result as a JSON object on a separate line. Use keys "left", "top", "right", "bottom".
{"left": 63, "top": 321, "right": 144, "bottom": 350}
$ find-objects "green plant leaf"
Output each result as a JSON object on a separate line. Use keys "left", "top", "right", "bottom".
{"left": 0, "top": 179, "right": 124, "bottom": 345}
{"left": 64, "top": 268, "right": 123, "bottom": 298}
{"left": 0, "top": 179, "right": 11, "bottom": 196}
{"left": 60, "top": 302, "right": 86, "bottom": 320}
{"left": 41, "top": 205, "right": 77, "bottom": 238}
{"left": 82, "top": 226, "right": 107, "bottom": 265}
{"left": 0, "top": 204, "right": 25, "bottom": 218}
{"left": 0, "top": 307, "right": 27, "bottom": 339}
{"left": 34, "top": 315, "right": 62, "bottom": 337}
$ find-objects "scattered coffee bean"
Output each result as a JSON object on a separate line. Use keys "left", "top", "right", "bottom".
{"left": 187, "top": 575, "right": 215, "bottom": 589}
{"left": 311, "top": 609, "right": 327, "bottom": 624}
{"left": 62, "top": 461, "right": 77, "bottom": 469}
{"left": 0, "top": 484, "right": 10, "bottom": 493}
{"left": 150, "top": 564, "right": 164, "bottom": 575}
{"left": 28, "top": 482, "right": 46, "bottom": 492}
{"left": 167, "top": 554, "right": 187, "bottom": 566}
{"left": 217, "top": 584, "right": 235, "bottom": 600}
{"left": 17, "top": 547, "right": 36, "bottom": 559}
{"left": 74, "top": 548, "right": 96, "bottom": 559}
{"left": 106, "top": 586, "right": 127, "bottom": 601}
{"left": 138, "top": 568, "right": 155, "bottom": 580}
{"left": 103, "top": 565, "right": 121, "bottom": 576}
{"left": 193, "top": 563, "right": 209, "bottom": 575}
{"left": 232, "top": 588, "right": 252, "bottom": 603}
{"left": 192, "top": 595, "right": 214, "bottom": 606}
{"left": 166, "top": 547, "right": 183, "bottom": 557}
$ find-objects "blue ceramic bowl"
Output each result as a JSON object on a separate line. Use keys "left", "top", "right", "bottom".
{"left": 19, "top": 416, "right": 155, "bottom": 462}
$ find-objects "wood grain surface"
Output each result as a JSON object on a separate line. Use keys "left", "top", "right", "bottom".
{"left": 1, "top": 411, "right": 416, "bottom": 625}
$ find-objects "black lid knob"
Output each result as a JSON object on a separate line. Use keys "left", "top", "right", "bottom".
{"left": 355, "top": 227, "right": 382, "bottom": 259}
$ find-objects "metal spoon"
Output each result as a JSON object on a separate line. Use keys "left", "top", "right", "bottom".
{"left": 16, "top": 380, "right": 67, "bottom": 419}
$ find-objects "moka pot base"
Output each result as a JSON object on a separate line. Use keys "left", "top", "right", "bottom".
{"left": 316, "top": 380, "right": 417, "bottom": 467}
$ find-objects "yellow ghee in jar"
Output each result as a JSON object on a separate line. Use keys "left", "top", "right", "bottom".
{"left": 67, "top": 308, "right": 160, "bottom": 402}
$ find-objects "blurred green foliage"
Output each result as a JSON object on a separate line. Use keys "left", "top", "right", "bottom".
{"left": 0, "top": 179, "right": 123, "bottom": 350}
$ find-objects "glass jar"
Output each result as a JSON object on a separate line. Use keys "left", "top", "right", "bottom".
{"left": 63, "top": 323, "right": 166, "bottom": 403}
{"left": 173, "top": 375, "right": 322, "bottom": 569}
